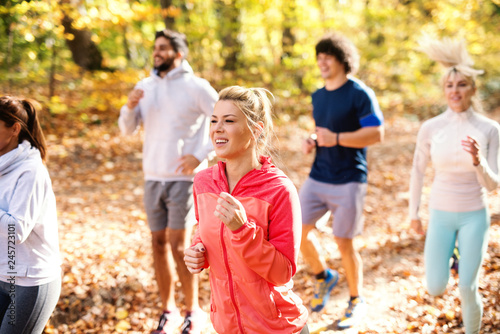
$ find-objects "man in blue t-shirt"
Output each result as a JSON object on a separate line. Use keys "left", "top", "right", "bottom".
{"left": 300, "top": 32, "right": 384, "bottom": 329}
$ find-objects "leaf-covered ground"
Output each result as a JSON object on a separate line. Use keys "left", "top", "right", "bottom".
{"left": 43, "top": 111, "right": 500, "bottom": 334}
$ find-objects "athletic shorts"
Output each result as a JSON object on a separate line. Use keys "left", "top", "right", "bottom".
{"left": 299, "top": 177, "right": 367, "bottom": 238}
{"left": 143, "top": 180, "right": 195, "bottom": 232}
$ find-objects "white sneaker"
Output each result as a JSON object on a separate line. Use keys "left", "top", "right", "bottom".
{"left": 151, "top": 308, "right": 183, "bottom": 334}
{"left": 337, "top": 297, "right": 367, "bottom": 329}
{"left": 180, "top": 308, "right": 207, "bottom": 334}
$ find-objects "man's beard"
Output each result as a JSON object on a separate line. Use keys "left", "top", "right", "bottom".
{"left": 154, "top": 57, "right": 175, "bottom": 73}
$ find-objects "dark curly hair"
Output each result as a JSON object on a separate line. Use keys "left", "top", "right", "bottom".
{"left": 315, "top": 33, "right": 360, "bottom": 75}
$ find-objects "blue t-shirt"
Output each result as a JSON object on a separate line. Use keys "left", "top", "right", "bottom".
{"left": 310, "top": 78, "right": 383, "bottom": 184}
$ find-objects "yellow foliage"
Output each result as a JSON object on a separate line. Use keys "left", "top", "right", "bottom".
{"left": 24, "top": 32, "right": 35, "bottom": 42}
{"left": 115, "top": 320, "right": 131, "bottom": 332}
{"left": 426, "top": 306, "right": 440, "bottom": 317}
{"left": 115, "top": 308, "right": 129, "bottom": 320}
{"left": 162, "top": 6, "right": 182, "bottom": 18}
{"left": 445, "top": 310, "right": 456, "bottom": 321}
{"left": 64, "top": 33, "right": 75, "bottom": 41}
{"left": 88, "top": 7, "right": 100, "bottom": 19}
{"left": 74, "top": 16, "right": 91, "bottom": 29}
{"left": 43, "top": 326, "right": 55, "bottom": 333}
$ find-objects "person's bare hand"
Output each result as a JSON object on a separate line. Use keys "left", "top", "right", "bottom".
{"left": 461, "top": 135, "right": 481, "bottom": 166}
{"left": 176, "top": 154, "right": 200, "bottom": 175}
{"left": 127, "top": 89, "right": 144, "bottom": 109}
{"left": 410, "top": 219, "right": 425, "bottom": 235}
{"left": 184, "top": 242, "right": 206, "bottom": 274}
{"left": 302, "top": 135, "right": 316, "bottom": 155}
{"left": 316, "top": 126, "right": 337, "bottom": 147}
{"left": 214, "top": 192, "right": 247, "bottom": 231}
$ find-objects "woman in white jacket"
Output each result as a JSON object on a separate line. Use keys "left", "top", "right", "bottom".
{"left": 409, "top": 38, "right": 500, "bottom": 334}
{"left": 0, "top": 96, "right": 61, "bottom": 334}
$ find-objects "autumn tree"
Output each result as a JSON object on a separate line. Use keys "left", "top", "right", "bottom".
{"left": 0, "top": 0, "right": 499, "bottom": 117}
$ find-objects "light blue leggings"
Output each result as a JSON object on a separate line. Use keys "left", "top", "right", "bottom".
{"left": 425, "top": 208, "right": 490, "bottom": 334}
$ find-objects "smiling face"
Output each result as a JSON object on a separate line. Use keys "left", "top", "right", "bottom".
{"left": 0, "top": 120, "right": 19, "bottom": 157}
{"left": 210, "top": 100, "right": 257, "bottom": 161}
{"left": 317, "top": 52, "right": 346, "bottom": 81}
{"left": 444, "top": 71, "right": 476, "bottom": 112}
{"left": 153, "top": 36, "right": 178, "bottom": 74}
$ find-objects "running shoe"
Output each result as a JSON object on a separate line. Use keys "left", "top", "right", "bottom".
{"left": 450, "top": 247, "right": 459, "bottom": 274}
{"left": 337, "top": 297, "right": 367, "bottom": 329}
{"left": 180, "top": 308, "right": 207, "bottom": 334}
{"left": 151, "top": 308, "right": 183, "bottom": 334}
{"left": 310, "top": 268, "right": 339, "bottom": 312}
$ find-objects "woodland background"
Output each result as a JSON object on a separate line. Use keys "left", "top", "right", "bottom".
{"left": 1, "top": 0, "right": 500, "bottom": 333}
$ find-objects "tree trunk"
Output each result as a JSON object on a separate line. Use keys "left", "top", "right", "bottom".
{"left": 215, "top": 0, "right": 242, "bottom": 71}
{"left": 6, "top": 21, "right": 14, "bottom": 92}
{"left": 1, "top": 0, "right": 14, "bottom": 92}
{"left": 49, "top": 42, "right": 57, "bottom": 98}
{"left": 281, "top": 1, "right": 297, "bottom": 62}
{"left": 160, "top": 0, "right": 176, "bottom": 29}
{"left": 61, "top": 13, "right": 103, "bottom": 71}
{"left": 122, "top": 25, "right": 131, "bottom": 62}
{"left": 282, "top": 0, "right": 304, "bottom": 90}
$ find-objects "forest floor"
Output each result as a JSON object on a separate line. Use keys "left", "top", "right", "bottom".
{"left": 43, "top": 110, "right": 500, "bottom": 334}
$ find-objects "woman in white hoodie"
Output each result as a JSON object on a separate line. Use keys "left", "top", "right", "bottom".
{"left": 0, "top": 96, "right": 61, "bottom": 334}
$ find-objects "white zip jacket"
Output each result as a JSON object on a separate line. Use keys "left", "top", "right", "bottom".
{"left": 409, "top": 107, "right": 500, "bottom": 220}
{"left": 0, "top": 141, "right": 61, "bottom": 286}
{"left": 119, "top": 60, "right": 218, "bottom": 182}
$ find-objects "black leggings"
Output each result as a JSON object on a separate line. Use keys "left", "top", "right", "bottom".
{"left": 0, "top": 277, "right": 61, "bottom": 334}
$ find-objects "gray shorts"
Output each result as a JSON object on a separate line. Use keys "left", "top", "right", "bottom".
{"left": 299, "top": 177, "right": 367, "bottom": 238}
{"left": 143, "top": 180, "right": 195, "bottom": 232}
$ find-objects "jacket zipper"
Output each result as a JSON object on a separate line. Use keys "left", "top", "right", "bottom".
{"left": 219, "top": 169, "right": 248, "bottom": 333}
{"left": 220, "top": 223, "right": 245, "bottom": 333}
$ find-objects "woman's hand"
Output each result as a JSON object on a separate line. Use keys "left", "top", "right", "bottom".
{"left": 215, "top": 192, "right": 247, "bottom": 231}
{"left": 184, "top": 243, "right": 206, "bottom": 274}
{"left": 410, "top": 219, "right": 425, "bottom": 235}
{"left": 302, "top": 135, "right": 316, "bottom": 155}
{"left": 461, "top": 135, "right": 481, "bottom": 166}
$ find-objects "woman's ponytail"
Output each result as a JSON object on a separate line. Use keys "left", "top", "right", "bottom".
{"left": 21, "top": 99, "right": 47, "bottom": 161}
{"left": 0, "top": 96, "right": 47, "bottom": 161}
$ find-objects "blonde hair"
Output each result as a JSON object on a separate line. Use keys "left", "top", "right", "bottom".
{"left": 418, "top": 35, "right": 484, "bottom": 111}
{"left": 218, "top": 86, "right": 275, "bottom": 158}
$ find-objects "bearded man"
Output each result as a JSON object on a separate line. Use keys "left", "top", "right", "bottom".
{"left": 119, "top": 29, "right": 218, "bottom": 334}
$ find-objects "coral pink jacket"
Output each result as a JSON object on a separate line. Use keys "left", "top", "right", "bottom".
{"left": 192, "top": 157, "right": 308, "bottom": 333}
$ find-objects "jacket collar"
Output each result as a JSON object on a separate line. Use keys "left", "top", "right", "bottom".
{"left": 0, "top": 141, "right": 40, "bottom": 176}
{"left": 211, "top": 156, "right": 274, "bottom": 189}
{"left": 444, "top": 106, "right": 474, "bottom": 121}
{"left": 151, "top": 60, "right": 194, "bottom": 80}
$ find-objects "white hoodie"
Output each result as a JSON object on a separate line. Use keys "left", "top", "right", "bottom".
{"left": 0, "top": 141, "right": 61, "bottom": 286}
{"left": 119, "top": 60, "right": 218, "bottom": 182}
